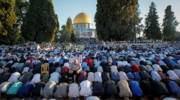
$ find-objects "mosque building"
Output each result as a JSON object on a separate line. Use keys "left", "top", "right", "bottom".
{"left": 73, "top": 12, "right": 96, "bottom": 39}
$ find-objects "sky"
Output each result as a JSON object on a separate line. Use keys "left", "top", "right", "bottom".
{"left": 53, "top": 0, "right": 180, "bottom": 31}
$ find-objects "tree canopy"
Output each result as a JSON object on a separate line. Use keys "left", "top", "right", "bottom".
{"left": 60, "top": 17, "right": 75, "bottom": 42}
{"left": 0, "top": 0, "right": 20, "bottom": 44}
{"left": 22, "top": 0, "right": 59, "bottom": 42}
{"left": 162, "top": 5, "right": 178, "bottom": 41}
{"left": 95, "top": 0, "right": 139, "bottom": 41}
{"left": 144, "top": 2, "right": 162, "bottom": 40}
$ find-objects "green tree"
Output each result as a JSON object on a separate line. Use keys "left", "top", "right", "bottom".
{"left": 0, "top": 0, "right": 20, "bottom": 44}
{"left": 175, "top": 31, "right": 180, "bottom": 41}
{"left": 95, "top": 0, "right": 139, "bottom": 41}
{"left": 127, "top": 5, "right": 142, "bottom": 41}
{"left": 95, "top": 0, "right": 110, "bottom": 40}
{"left": 60, "top": 25, "right": 69, "bottom": 42}
{"left": 66, "top": 17, "right": 75, "bottom": 42}
{"left": 54, "top": 14, "right": 60, "bottom": 42}
{"left": 15, "top": 0, "right": 29, "bottom": 43}
{"left": 59, "top": 17, "right": 75, "bottom": 42}
{"left": 22, "top": 0, "right": 59, "bottom": 42}
{"left": 162, "top": 5, "right": 178, "bottom": 41}
{"left": 144, "top": 2, "right": 162, "bottom": 40}
{"left": 71, "top": 32, "right": 76, "bottom": 42}
{"left": 66, "top": 17, "right": 74, "bottom": 34}
{"left": 15, "top": 0, "right": 29, "bottom": 27}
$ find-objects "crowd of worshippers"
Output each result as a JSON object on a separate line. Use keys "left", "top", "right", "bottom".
{"left": 0, "top": 42, "right": 179, "bottom": 100}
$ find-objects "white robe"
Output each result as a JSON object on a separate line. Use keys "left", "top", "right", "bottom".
{"left": 86, "top": 96, "right": 100, "bottom": 100}
{"left": 31, "top": 73, "right": 41, "bottom": 83}
{"left": 87, "top": 72, "right": 94, "bottom": 82}
{"left": 49, "top": 72, "right": 60, "bottom": 83}
{"left": 111, "top": 65, "right": 118, "bottom": 73}
{"left": 8, "top": 72, "right": 21, "bottom": 82}
{"left": 152, "top": 64, "right": 162, "bottom": 71}
{"left": 80, "top": 80, "right": 92, "bottom": 96}
{"left": 68, "top": 83, "right": 79, "bottom": 97}
{"left": 173, "top": 69, "right": 180, "bottom": 77}
{"left": 167, "top": 70, "right": 179, "bottom": 80}
{"left": 22, "top": 67, "right": 29, "bottom": 73}
{"left": 97, "top": 66, "right": 103, "bottom": 72}
{"left": 94, "top": 72, "right": 102, "bottom": 82}
{"left": 151, "top": 70, "right": 161, "bottom": 81}
{"left": 119, "top": 71, "right": 129, "bottom": 80}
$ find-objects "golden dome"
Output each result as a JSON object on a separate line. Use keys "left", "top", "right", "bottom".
{"left": 73, "top": 12, "right": 91, "bottom": 24}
